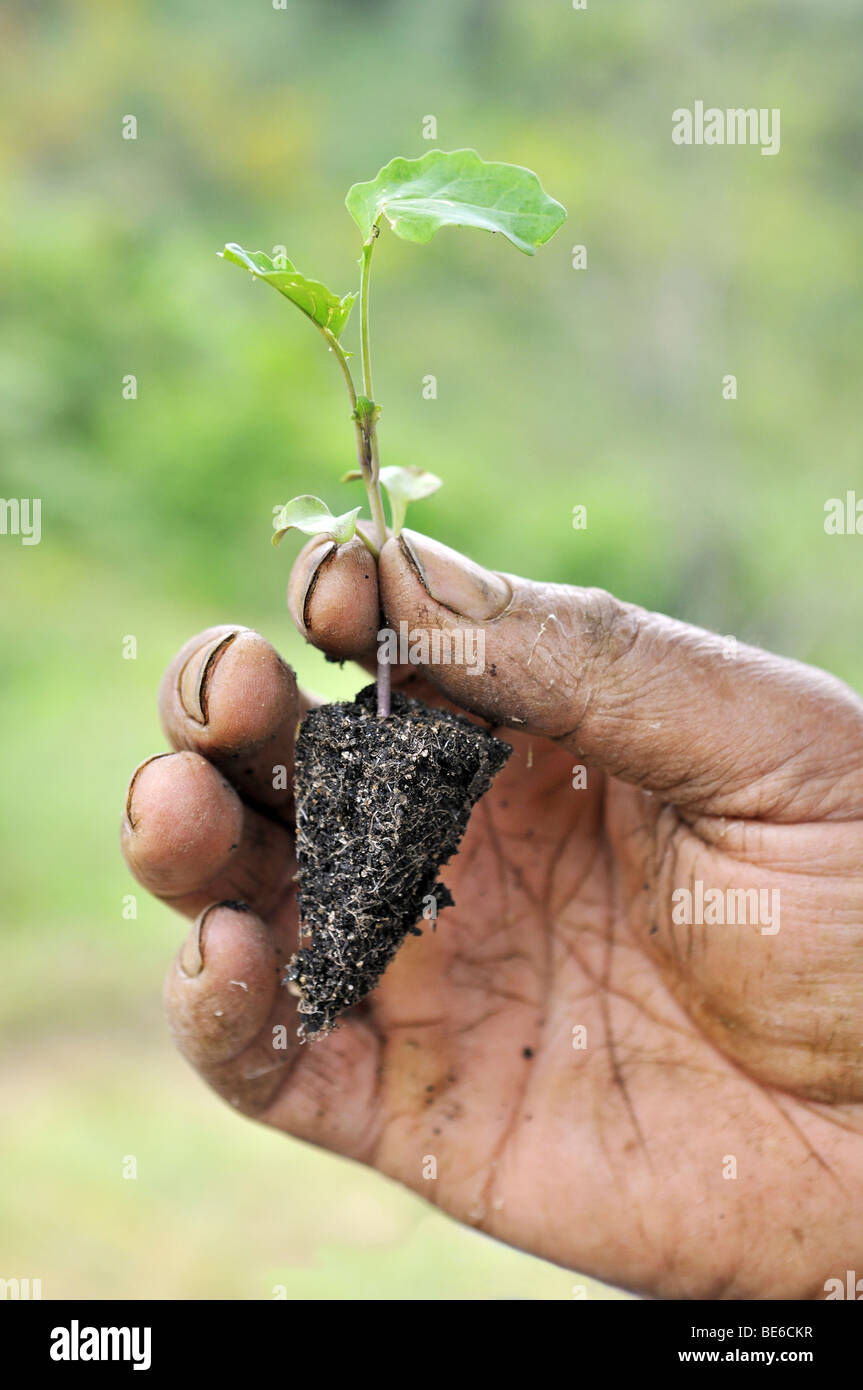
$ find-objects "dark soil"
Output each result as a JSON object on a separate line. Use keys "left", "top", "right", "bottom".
{"left": 285, "top": 683, "right": 512, "bottom": 1039}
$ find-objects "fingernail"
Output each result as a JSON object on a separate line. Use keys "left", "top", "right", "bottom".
{"left": 179, "top": 903, "right": 218, "bottom": 977}
{"left": 287, "top": 541, "right": 336, "bottom": 634}
{"left": 125, "top": 753, "right": 170, "bottom": 831}
{"left": 179, "top": 900, "right": 250, "bottom": 978}
{"left": 399, "top": 531, "right": 511, "bottom": 622}
{"left": 178, "top": 631, "right": 239, "bottom": 724}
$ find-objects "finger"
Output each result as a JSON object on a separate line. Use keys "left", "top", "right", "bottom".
{"left": 159, "top": 626, "right": 303, "bottom": 822}
{"left": 372, "top": 530, "right": 863, "bottom": 822}
{"left": 168, "top": 903, "right": 382, "bottom": 1160}
{"left": 288, "top": 535, "right": 380, "bottom": 660}
{"left": 288, "top": 534, "right": 438, "bottom": 697}
{"left": 122, "top": 750, "right": 295, "bottom": 920}
{"left": 167, "top": 902, "right": 293, "bottom": 1112}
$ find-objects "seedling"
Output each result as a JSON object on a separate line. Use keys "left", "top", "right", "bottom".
{"left": 220, "top": 148, "right": 566, "bottom": 716}
{"left": 219, "top": 149, "right": 566, "bottom": 1038}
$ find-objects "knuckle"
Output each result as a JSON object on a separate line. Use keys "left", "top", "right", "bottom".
{"left": 578, "top": 588, "right": 641, "bottom": 671}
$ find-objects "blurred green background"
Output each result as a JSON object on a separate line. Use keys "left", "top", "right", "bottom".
{"left": 1, "top": 0, "right": 861, "bottom": 1299}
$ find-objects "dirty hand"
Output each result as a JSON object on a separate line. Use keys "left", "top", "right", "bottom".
{"left": 121, "top": 530, "right": 863, "bottom": 1299}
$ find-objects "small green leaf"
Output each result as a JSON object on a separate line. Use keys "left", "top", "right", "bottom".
{"left": 220, "top": 244, "right": 357, "bottom": 338}
{"left": 352, "top": 394, "right": 381, "bottom": 432}
{"left": 379, "top": 466, "right": 443, "bottom": 535}
{"left": 346, "top": 149, "right": 566, "bottom": 256}
{"left": 272, "top": 495, "right": 360, "bottom": 547}
{"left": 340, "top": 469, "right": 364, "bottom": 483}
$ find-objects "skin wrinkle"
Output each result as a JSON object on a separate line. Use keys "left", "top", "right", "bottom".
{"left": 655, "top": 950, "right": 860, "bottom": 1106}
{"left": 504, "top": 860, "right": 543, "bottom": 910}
{"left": 452, "top": 1005, "right": 513, "bottom": 1037}
{"left": 687, "top": 814, "right": 863, "bottom": 869}
{"left": 462, "top": 796, "right": 543, "bottom": 1223}
{"left": 682, "top": 818, "right": 863, "bottom": 882}
{"left": 798, "top": 1098, "right": 863, "bottom": 1139}
{"left": 648, "top": 811, "right": 863, "bottom": 1098}
{"left": 589, "top": 1058, "right": 657, "bottom": 1278}
{"left": 583, "top": 988, "right": 839, "bottom": 1297}
{"left": 599, "top": 894, "right": 653, "bottom": 1173}
{"left": 295, "top": 1026, "right": 383, "bottom": 1166}
{"left": 543, "top": 830, "right": 609, "bottom": 990}
{"left": 550, "top": 626, "right": 863, "bottom": 823}
{"left": 661, "top": 826, "right": 685, "bottom": 975}
{"left": 594, "top": 958, "right": 707, "bottom": 1047}
{"left": 174, "top": 1017, "right": 294, "bottom": 1117}
{"left": 385, "top": 1015, "right": 448, "bottom": 1030}
{"left": 744, "top": 1076, "right": 843, "bottom": 1191}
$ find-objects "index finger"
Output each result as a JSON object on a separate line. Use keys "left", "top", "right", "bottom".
{"left": 158, "top": 625, "right": 306, "bottom": 823}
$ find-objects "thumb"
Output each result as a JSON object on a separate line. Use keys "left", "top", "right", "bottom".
{"left": 379, "top": 529, "right": 863, "bottom": 821}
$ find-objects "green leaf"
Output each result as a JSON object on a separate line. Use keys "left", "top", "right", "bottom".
{"left": 346, "top": 149, "right": 566, "bottom": 256}
{"left": 379, "top": 466, "right": 443, "bottom": 535}
{"left": 272, "top": 495, "right": 360, "bottom": 548}
{"left": 220, "top": 244, "right": 357, "bottom": 338}
{"left": 352, "top": 394, "right": 381, "bottom": 430}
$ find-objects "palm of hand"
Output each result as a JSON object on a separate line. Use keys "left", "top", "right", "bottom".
{"left": 294, "top": 717, "right": 862, "bottom": 1299}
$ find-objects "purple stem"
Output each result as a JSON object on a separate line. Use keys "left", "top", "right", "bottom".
{"left": 376, "top": 641, "right": 391, "bottom": 719}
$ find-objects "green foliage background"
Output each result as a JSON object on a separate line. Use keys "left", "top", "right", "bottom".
{"left": 0, "top": 0, "right": 860, "bottom": 1298}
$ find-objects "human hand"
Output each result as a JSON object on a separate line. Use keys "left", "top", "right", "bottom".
{"left": 121, "top": 530, "right": 863, "bottom": 1298}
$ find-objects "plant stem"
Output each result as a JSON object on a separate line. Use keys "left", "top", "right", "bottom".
{"left": 354, "top": 529, "right": 379, "bottom": 561}
{"left": 322, "top": 234, "right": 391, "bottom": 718}
{"left": 360, "top": 227, "right": 378, "bottom": 404}
{"left": 321, "top": 326, "right": 386, "bottom": 532}
{"left": 322, "top": 326, "right": 358, "bottom": 411}
{"left": 320, "top": 325, "right": 363, "bottom": 463}
{"left": 359, "top": 221, "right": 386, "bottom": 524}
{"left": 358, "top": 220, "right": 391, "bottom": 719}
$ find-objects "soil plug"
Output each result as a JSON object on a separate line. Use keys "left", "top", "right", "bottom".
{"left": 287, "top": 684, "right": 511, "bottom": 1037}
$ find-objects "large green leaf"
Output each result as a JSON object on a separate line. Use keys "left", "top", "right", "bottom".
{"left": 219, "top": 244, "right": 356, "bottom": 338}
{"left": 345, "top": 149, "right": 566, "bottom": 256}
